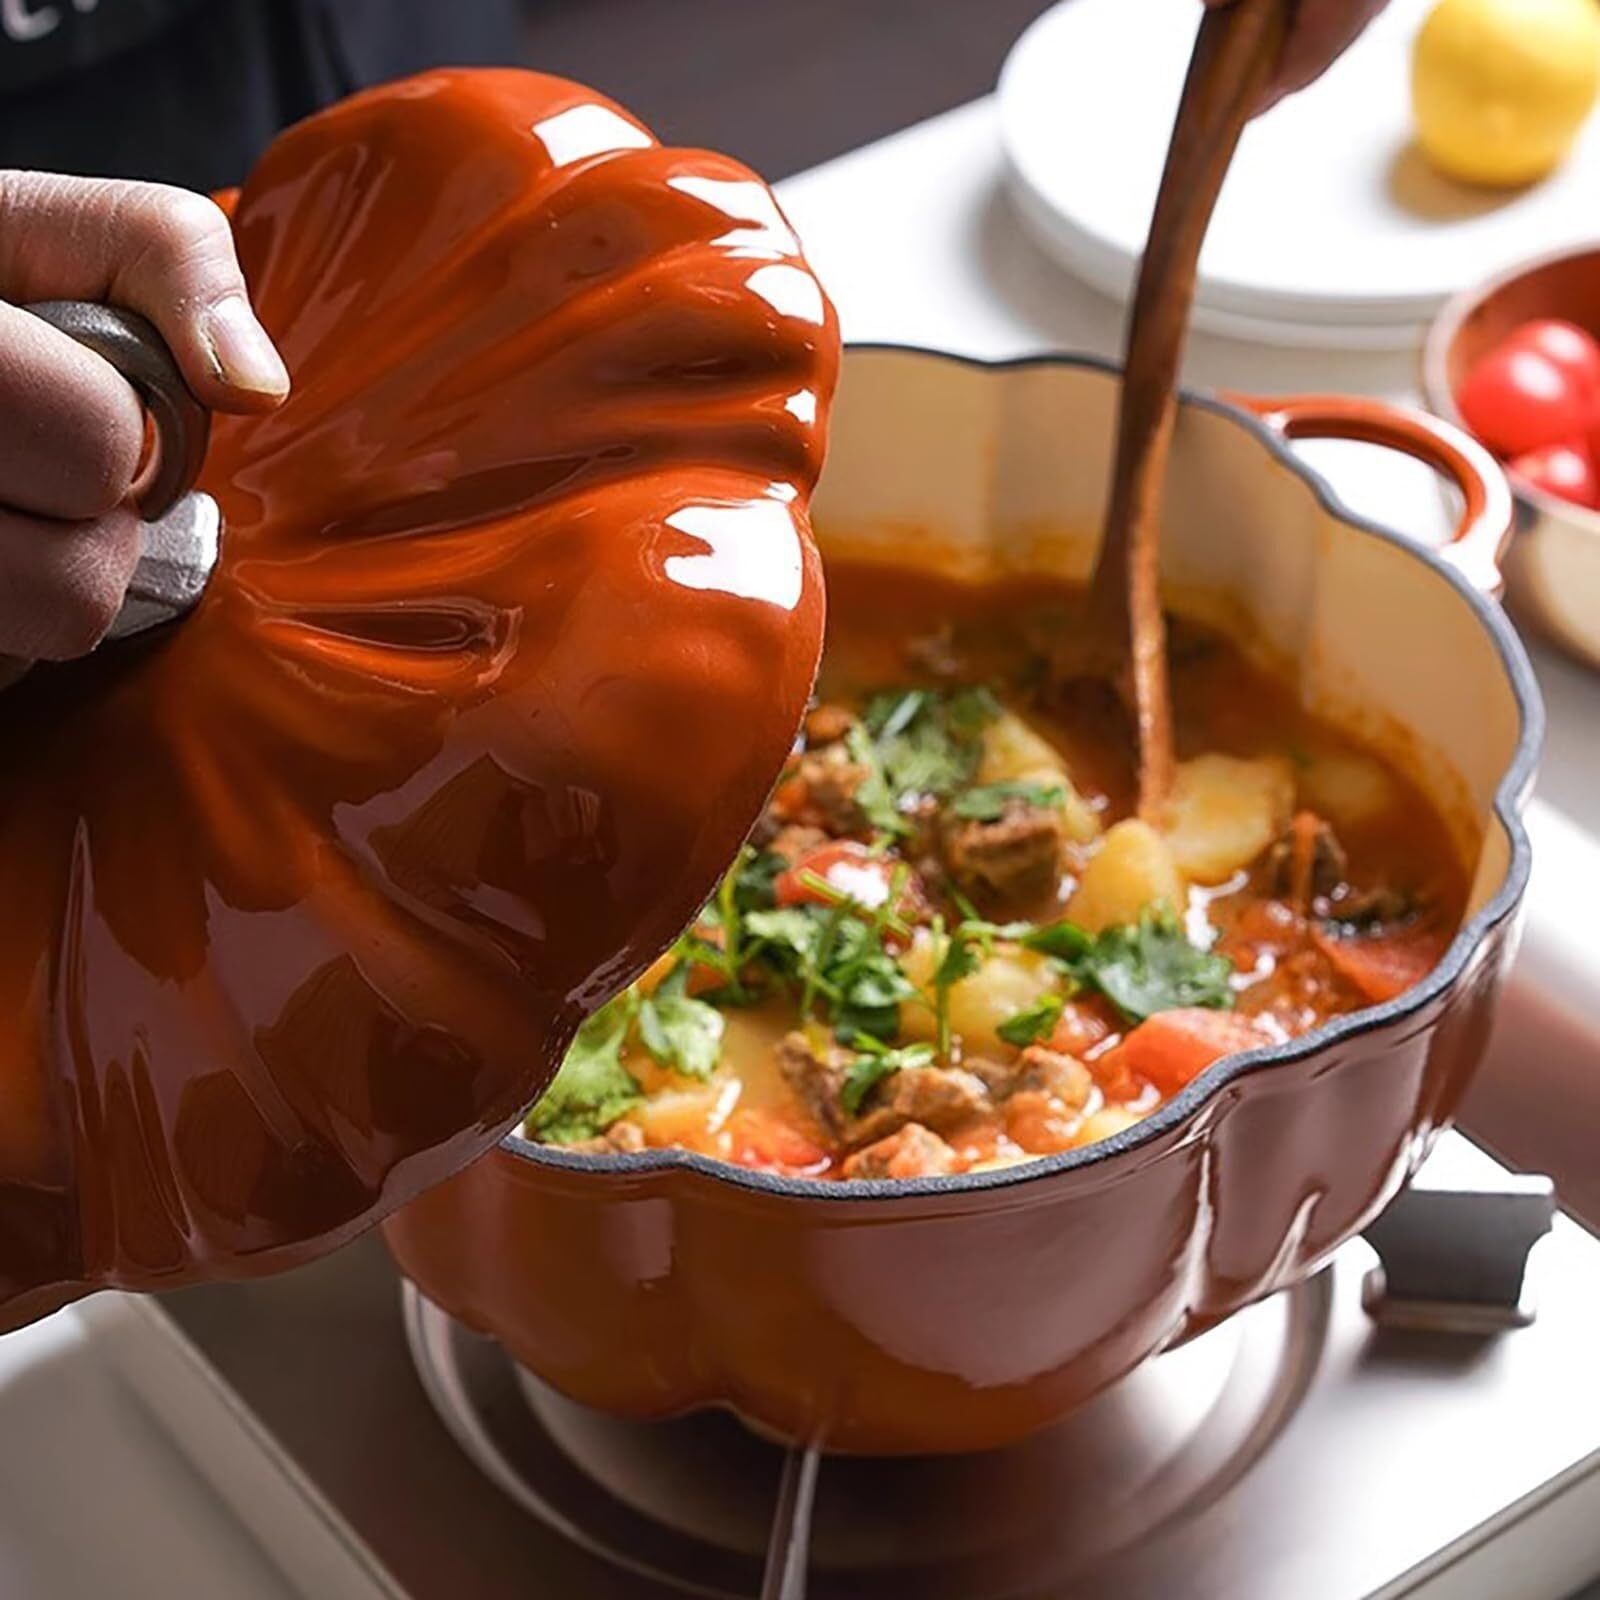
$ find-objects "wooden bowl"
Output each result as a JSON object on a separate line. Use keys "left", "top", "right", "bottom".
{"left": 1422, "top": 243, "right": 1600, "bottom": 668}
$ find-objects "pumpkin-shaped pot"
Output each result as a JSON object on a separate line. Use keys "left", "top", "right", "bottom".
{"left": 383, "top": 347, "right": 1538, "bottom": 1455}
{"left": 0, "top": 69, "right": 837, "bottom": 1329}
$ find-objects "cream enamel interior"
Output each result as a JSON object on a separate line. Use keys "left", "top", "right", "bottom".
{"left": 812, "top": 348, "right": 1522, "bottom": 921}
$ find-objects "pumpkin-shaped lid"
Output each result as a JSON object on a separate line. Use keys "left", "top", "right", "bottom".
{"left": 0, "top": 69, "right": 836, "bottom": 1328}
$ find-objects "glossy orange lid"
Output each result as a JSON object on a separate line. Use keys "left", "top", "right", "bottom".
{"left": 0, "top": 69, "right": 837, "bottom": 1328}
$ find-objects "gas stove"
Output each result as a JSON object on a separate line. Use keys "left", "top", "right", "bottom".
{"left": 162, "top": 1131, "right": 1600, "bottom": 1600}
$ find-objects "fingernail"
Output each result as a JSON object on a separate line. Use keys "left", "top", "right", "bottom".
{"left": 201, "top": 295, "right": 290, "bottom": 398}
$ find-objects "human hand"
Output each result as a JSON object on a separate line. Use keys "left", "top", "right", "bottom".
{"left": 0, "top": 173, "right": 287, "bottom": 666}
{"left": 1205, "top": 0, "right": 1391, "bottom": 112}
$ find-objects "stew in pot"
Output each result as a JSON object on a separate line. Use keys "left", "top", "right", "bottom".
{"left": 522, "top": 563, "right": 1467, "bottom": 1180}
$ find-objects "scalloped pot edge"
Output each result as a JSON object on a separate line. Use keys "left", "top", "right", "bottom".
{"left": 380, "top": 345, "right": 1539, "bottom": 1453}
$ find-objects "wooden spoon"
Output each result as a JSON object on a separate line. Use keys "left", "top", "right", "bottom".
{"left": 1088, "top": 0, "right": 1293, "bottom": 821}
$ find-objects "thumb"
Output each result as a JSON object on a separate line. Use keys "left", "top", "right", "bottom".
{"left": 0, "top": 171, "right": 288, "bottom": 414}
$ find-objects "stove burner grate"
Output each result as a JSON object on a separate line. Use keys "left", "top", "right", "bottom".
{"left": 401, "top": 1275, "right": 1330, "bottom": 1599}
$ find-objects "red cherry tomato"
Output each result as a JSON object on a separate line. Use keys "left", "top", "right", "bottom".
{"left": 1509, "top": 440, "right": 1600, "bottom": 510}
{"left": 1458, "top": 343, "right": 1590, "bottom": 459}
{"left": 775, "top": 841, "right": 896, "bottom": 909}
{"left": 1505, "top": 320, "right": 1600, "bottom": 406}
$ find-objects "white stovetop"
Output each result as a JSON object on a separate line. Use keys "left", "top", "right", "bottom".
{"left": 776, "top": 97, "right": 1600, "bottom": 1028}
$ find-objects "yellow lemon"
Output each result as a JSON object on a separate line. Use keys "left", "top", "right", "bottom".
{"left": 1412, "top": 0, "right": 1600, "bottom": 186}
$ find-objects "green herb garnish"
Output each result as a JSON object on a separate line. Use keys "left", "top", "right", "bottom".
{"left": 845, "top": 723, "right": 909, "bottom": 837}
{"left": 1020, "top": 918, "right": 1092, "bottom": 961}
{"left": 732, "top": 848, "right": 786, "bottom": 911}
{"left": 1078, "top": 909, "right": 1234, "bottom": 1022}
{"left": 860, "top": 686, "right": 1000, "bottom": 809}
{"left": 840, "top": 1035, "right": 936, "bottom": 1115}
{"left": 524, "top": 993, "right": 643, "bottom": 1144}
{"left": 636, "top": 966, "right": 725, "bottom": 1080}
{"left": 930, "top": 916, "right": 982, "bottom": 1060}
{"left": 951, "top": 780, "right": 1066, "bottom": 822}
{"left": 996, "top": 993, "right": 1065, "bottom": 1047}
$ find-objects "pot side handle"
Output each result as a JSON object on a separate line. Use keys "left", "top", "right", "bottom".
{"left": 1229, "top": 392, "right": 1513, "bottom": 596}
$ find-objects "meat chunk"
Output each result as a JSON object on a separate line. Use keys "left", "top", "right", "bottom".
{"left": 842, "top": 1123, "right": 958, "bottom": 1180}
{"left": 1323, "top": 882, "right": 1416, "bottom": 931}
{"left": 1010, "top": 1046, "right": 1093, "bottom": 1109}
{"left": 942, "top": 799, "right": 1064, "bottom": 904}
{"left": 569, "top": 1120, "right": 647, "bottom": 1157}
{"left": 792, "top": 743, "right": 870, "bottom": 835}
{"left": 804, "top": 703, "right": 857, "bottom": 746}
{"left": 1266, "top": 813, "right": 1414, "bottom": 929}
{"left": 849, "top": 1065, "right": 991, "bottom": 1147}
{"left": 1267, "top": 812, "right": 1348, "bottom": 906}
{"left": 959, "top": 1047, "right": 1092, "bottom": 1110}
{"left": 959, "top": 1056, "right": 1016, "bottom": 1098}
{"left": 768, "top": 823, "right": 828, "bottom": 865}
{"left": 775, "top": 1031, "right": 851, "bottom": 1142}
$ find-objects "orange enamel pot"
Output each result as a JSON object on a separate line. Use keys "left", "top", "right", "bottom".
{"left": 383, "top": 348, "right": 1540, "bottom": 1455}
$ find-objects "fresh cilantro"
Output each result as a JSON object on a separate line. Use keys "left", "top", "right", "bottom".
{"left": 930, "top": 917, "right": 983, "bottom": 1060}
{"left": 1021, "top": 918, "right": 1092, "bottom": 961}
{"left": 732, "top": 848, "right": 786, "bottom": 911}
{"left": 833, "top": 947, "right": 919, "bottom": 1041}
{"left": 745, "top": 907, "right": 823, "bottom": 964}
{"left": 944, "top": 685, "right": 1003, "bottom": 735}
{"left": 747, "top": 893, "right": 917, "bottom": 1043}
{"left": 862, "top": 688, "right": 930, "bottom": 740}
{"left": 1078, "top": 910, "right": 1234, "bottom": 1023}
{"left": 951, "top": 780, "right": 1066, "bottom": 822}
{"left": 840, "top": 1035, "right": 936, "bottom": 1116}
{"left": 845, "top": 723, "right": 909, "bottom": 837}
{"left": 860, "top": 686, "right": 999, "bottom": 809}
{"left": 524, "top": 993, "right": 643, "bottom": 1144}
{"left": 996, "top": 993, "right": 1065, "bottom": 1047}
{"left": 636, "top": 967, "right": 724, "bottom": 1080}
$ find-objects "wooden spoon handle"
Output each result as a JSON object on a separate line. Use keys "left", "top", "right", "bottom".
{"left": 1092, "top": 0, "right": 1292, "bottom": 820}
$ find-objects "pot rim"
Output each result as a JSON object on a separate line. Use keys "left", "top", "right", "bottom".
{"left": 499, "top": 342, "right": 1544, "bottom": 1203}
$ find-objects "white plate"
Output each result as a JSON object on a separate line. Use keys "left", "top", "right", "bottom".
{"left": 0, "top": 1294, "right": 402, "bottom": 1600}
{"left": 999, "top": 0, "right": 1600, "bottom": 349}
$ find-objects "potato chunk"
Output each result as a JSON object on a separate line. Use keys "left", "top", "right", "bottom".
{"left": 1075, "top": 1105, "right": 1144, "bottom": 1148}
{"left": 1163, "top": 754, "right": 1294, "bottom": 884}
{"left": 1297, "top": 748, "right": 1399, "bottom": 829}
{"left": 977, "top": 712, "right": 1100, "bottom": 843}
{"left": 1067, "top": 820, "right": 1183, "bottom": 934}
{"left": 898, "top": 934, "right": 1059, "bottom": 1055}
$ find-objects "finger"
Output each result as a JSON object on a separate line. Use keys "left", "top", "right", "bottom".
{"left": 1260, "top": 0, "right": 1387, "bottom": 109}
{"left": 0, "top": 172, "right": 288, "bottom": 414}
{"left": 0, "top": 503, "right": 141, "bottom": 659}
{"left": 0, "top": 302, "right": 145, "bottom": 521}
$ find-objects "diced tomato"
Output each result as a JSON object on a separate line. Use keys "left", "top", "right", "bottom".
{"left": 1104, "top": 1009, "right": 1273, "bottom": 1098}
{"left": 1312, "top": 924, "right": 1448, "bottom": 1005}
{"left": 722, "top": 1108, "right": 831, "bottom": 1176}
{"left": 1509, "top": 440, "right": 1600, "bottom": 510}
{"left": 1458, "top": 342, "right": 1590, "bottom": 459}
{"left": 775, "top": 841, "right": 895, "bottom": 910}
{"left": 1046, "top": 998, "right": 1115, "bottom": 1059}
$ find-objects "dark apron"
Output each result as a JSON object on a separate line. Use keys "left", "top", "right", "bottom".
{"left": 0, "top": 0, "right": 522, "bottom": 191}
